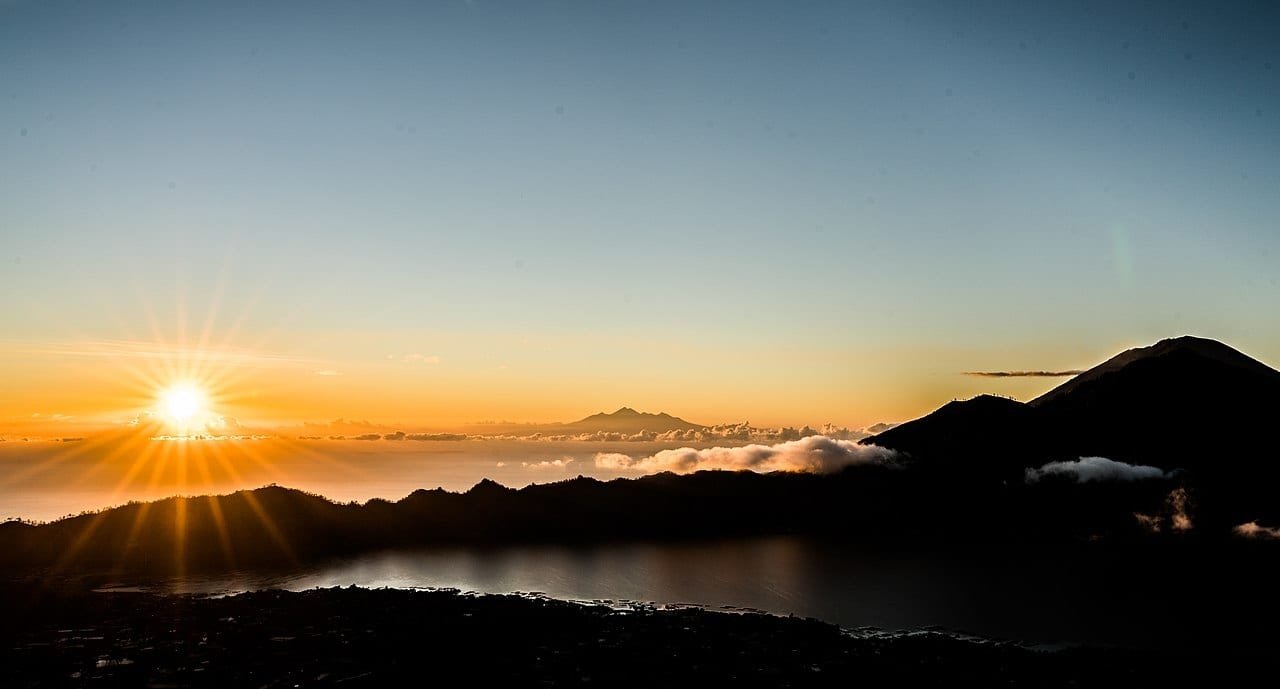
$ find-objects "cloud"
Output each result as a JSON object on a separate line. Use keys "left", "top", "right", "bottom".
{"left": 864, "top": 422, "right": 897, "bottom": 434}
{"left": 1025, "top": 457, "right": 1172, "bottom": 483}
{"left": 204, "top": 416, "right": 251, "bottom": 437}
{"left": 1234, "top": 522, "right": 1280, "bottom": 540}
{"left": 594, "top": 436, "right": 898, "bottom": 475}
{"left": 963, "top": 370, "right": 1085, "bottom": 378}
{"left": 30, "top": 412, "right": 74, "bottom": 422}
{"left": 294, "top": 420, "right": 870, "bottom": 444}
{"left": 1134, "top": 488, "right": 1194, "bottom": 533}
{"left": 401, "top": 353, "right": 441, "bottom": 364}
{"left": 1133, "top": 512, "right": 1162, "bottom": 533}
{"left": 350, "top": 433, "right": 382, "bottom": 441}
{"left": 314, "top": 369, "right": 342, "bottom": 376}
{"left": 1167, "top": 487, "right": 1193, "bottom": 531}
{"left": 303, "top": 418, "right": 388, "bottom": 434}
{"left": 523, "top": 458, "right": 574, "bottom": 470}
{"left": 498, "top": 423, "right": 869, "bottom": 444}
{"left": 406, "top": 432, "right": 468, "bottom": 441}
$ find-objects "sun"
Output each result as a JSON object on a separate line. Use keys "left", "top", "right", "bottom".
{"left": 160, "top": 384, "right": 205, "bottom": 426}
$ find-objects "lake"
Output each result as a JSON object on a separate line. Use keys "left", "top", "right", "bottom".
{"left": 114, "top": 536, "right": 1275, "bottom": 650}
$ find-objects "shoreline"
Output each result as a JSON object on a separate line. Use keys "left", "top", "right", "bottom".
{"left": 2, "top": 585, "right": 1266, "bottom": 688}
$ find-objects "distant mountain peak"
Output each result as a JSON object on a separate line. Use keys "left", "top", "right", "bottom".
{"left": 565, "top": 407, "right": 702, "bottom": 433}
{"left": 584, "top": 407, "right": 676, "bottom": 420}
{"left": 863, "top": 336, "right": 1280, "bottom": 491}
{"left": 1032, "top": 335, "right": 1279, "bottom": 406}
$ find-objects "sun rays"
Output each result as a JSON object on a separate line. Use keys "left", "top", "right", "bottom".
{"left": 1, "top": 291, "right": 358, "bottom": 574}
{"left": 0, "top": 263, "right": 375, "bottom": 576}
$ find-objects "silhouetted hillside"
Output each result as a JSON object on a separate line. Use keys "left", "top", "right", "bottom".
{"left": 863, "top": 336, "right": 1280, "bottom": 526}
{"left": 1028, "top": 336, "right": 1280, "bottom": 458}
{"left": 0, "top": 464, "right": 1207, "bottom": 578}
{"left": 858, "top": 395, "right": 1049, "bottom": 479}
{"left": 1031, "top": 336, "right": 1280, "bottom": 406}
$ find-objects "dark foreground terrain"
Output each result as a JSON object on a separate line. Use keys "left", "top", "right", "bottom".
{"left": 2, "top": 586, "right": 1275, "bottom": 688}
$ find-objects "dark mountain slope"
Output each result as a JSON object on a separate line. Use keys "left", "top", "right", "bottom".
{"left": 0, "top": 465, "right": 1188, "bottom": 578}
{"left": 1029, "top": 337, "right": 1280, "bottom": 465}
{"left": 862, "top": 336, "right": 1280, "bottom": 525}
{"left": 1031, "top": 336, "right": 1280, "bottom": 407}
{"left": 858, "top": 395, "right": 1051, "bottom": 479}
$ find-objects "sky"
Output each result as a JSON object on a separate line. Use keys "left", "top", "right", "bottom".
{"left": 2, "top": 0, "right": 1279, "bottom": 433}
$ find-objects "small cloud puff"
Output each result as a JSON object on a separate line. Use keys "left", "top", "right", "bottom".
{"left": 31, "top": 412, "right": 75, "bottom": 422}
{"left": 1025, "top": 456, "right": 1171, "bottom": 483}
{"left": 401, "top": 353, "right": 441, "bottom": 364}
{"left": 1134, "top": 488, "right": 1194, "bottom": 533}
{"left": 522, "top": 457, "right": 575, "bottom": 470}
{"left": 864, "top": 422, "right": 898, "bottom": 434}
{"left": 314, "top": 369, "right": 342, "bottom": 376}
{"left": 594, "top": 436, "right": 897, "bottom": 475}
{"left": 1234, "top": 522, "right": 1280, "bottom": 540}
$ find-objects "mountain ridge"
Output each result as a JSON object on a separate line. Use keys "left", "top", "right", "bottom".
{"left": 1031, "top": 335, "right": 1280, "bottom": 406}
{"left": 0, "top": 465, "right": 1195, "bottom": 578}
{"left": 862, "top": 335, "right": 1280, "bottom": 525}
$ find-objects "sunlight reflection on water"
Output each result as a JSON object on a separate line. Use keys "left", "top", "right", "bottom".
{"left": 107, "top": 536, "right": 1244, "bottom": 649}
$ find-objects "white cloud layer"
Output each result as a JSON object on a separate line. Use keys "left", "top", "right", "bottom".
{"left": 1025, "top": 456, "right": 1171, "bottom": 483}
{"left": 594, "top": 435, "right": 898, "bottom": 475}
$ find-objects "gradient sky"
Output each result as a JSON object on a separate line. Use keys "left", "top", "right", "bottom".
{"left": 2, "top": 0, "right": 1279, "bottom": 431}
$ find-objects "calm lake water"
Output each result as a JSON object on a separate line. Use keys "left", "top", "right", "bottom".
{"left": 124, "top": 536, "right": 1274, "bottom": 649}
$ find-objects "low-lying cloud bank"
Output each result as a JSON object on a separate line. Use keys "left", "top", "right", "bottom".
{"left": 473, "top": 422, "right": 871, "bottom": 444}
{"left": 594, "top": 436, "right": 898, "bottom": 475}
{"left": 1025, "top": 456, "right": 1172, "bottom": 483}
{"left": 963, "top": 369, "right": 1085, "bottom": 378}
{"left": 299, "top": 421, "right": 887, "bottom": 444}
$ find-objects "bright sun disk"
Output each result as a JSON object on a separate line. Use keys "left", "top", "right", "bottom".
{"left": 160, "top": 385, "right": 204, "bottom": 425}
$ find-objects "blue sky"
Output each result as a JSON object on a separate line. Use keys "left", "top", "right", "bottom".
{"left": 2, "top": 0, "right": 1278, "bottom": 426}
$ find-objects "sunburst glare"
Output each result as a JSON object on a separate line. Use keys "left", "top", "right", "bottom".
{"left": 159, "top": 384, "right": 206, "bottom": 428}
